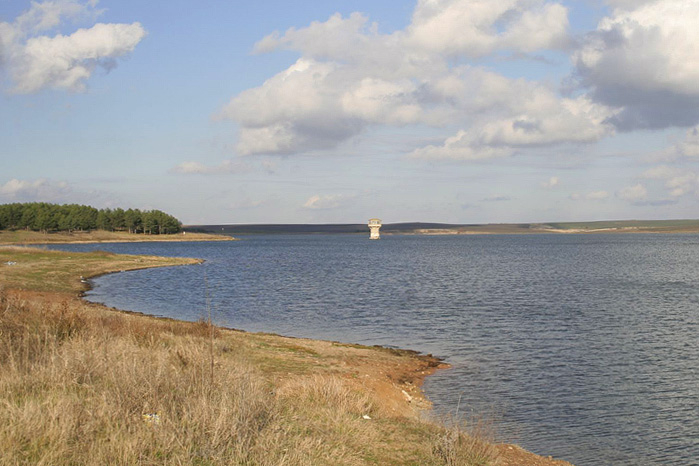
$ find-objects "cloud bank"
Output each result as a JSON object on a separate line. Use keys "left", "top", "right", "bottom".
{"left": 218, "top": 0, "right": 617, "bottom": 159}
{"left": 216, "top": 0, "right": 699, "bottom": 166}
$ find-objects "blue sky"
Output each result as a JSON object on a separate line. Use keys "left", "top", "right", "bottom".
{"left": 1, "top": 0, "right": 698, "bottom": 224}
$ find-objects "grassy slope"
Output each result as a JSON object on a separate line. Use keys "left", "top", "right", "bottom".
{"left": 0, "top": 247, "right": 200, "bottom": 293}
{"left": 0, "top": 229, "right": 234, "bottom": 245}
{"left": 0, "top": 247, "right": 573, "bottom": 466}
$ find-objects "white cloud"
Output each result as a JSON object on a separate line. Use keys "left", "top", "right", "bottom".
{"left": 261, "top": 159, "right": 277, "bottom": 174}
{"left": 542, "top": 176, "right": 559, "bottom": 188}
{"left": 574, "top": 0, "right": 699, "bottom": 129}
{"left": 571, "top": 190, "right": 609, "bottom": 201}
{"left": 603, "top": 0, "right": 657, "bottom": 9}
{"left": 254, "top": 1, "right": 569, "bottom": 65}
{"left": 171, "top": 160, "right": 250, "bottom": 175}
{"left": 217, "top": 1, "right": 594, "bottom": 158}
{"left": 643, "top": 165, "right": 699, "bottom": 198}
{"left": 10, "top": 0, "right": 98, "bottom": 36}
{"left": 230, "top": 197, "right": 268, "bottom": 210}
{"left": 407, "top": 0, "right": 569, "bottom": 57}
{"left": 654, "top": 126, "right": 699, "bottom": 161}
{"left": 586, "top": 190, "right": 609, "bottom": 200}
{"left": 642, "top": 165, "right": 679, "bottom": 180}
{"left": 0, "top": 1, "right": 146, "bottom": 93}
{"left": 0, "top": 177, "right": 121, "bottom": 207}
{"left": 253, "top": 12, "right": 380, "bottom": 60}
{"left": 616, "top": 183, "right": 647, "bottom": 201}
{"left": 0, "top": 178, "right": 71, "bottom": 200}
{"left": 482, "top": 195, "right": 511, "bottom": 202}
{"left": 217, "top": 58, "right": 365, "bottom": 155}
{"left": 302, "top": 194, "right": 352, "bottom": 210}
{"left": 481, "top": 96, "right": 612, "bottom": 145}
{"left": 410, "top": 94, "right": 613, "bottom": 160}
{"left": 341, "top": 77, "right": 422, "bottom": 125}
{"left": 171, "top": 161, "right": 209, "bottom": 174}
{"left": 409, "top": 130, "right": 515, "bottom": 160}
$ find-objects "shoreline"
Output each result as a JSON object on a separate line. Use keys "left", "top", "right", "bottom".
{"left": 0, "top": 245, "right": 574, "bottom": 465}
{"left": 74, "top": 250, "right": 575, "bottom": 465}
{"left": 76, "top": 257, "right": 451, "bottom": 410}
{"left": 0, "top": 229, "right": 235, "bottom": 246}
{"left": 79, "top": 274, "right": 450, "bottom": 395}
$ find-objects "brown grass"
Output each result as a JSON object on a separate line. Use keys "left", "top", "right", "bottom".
{"left": 432, "top": 414, "right": 499, "bottom": 466}
{"left": 0, "top": 292, "right": 272, "bottom": 465}
{"left": 0, "top": 290, "right": 503, "bottom": 465}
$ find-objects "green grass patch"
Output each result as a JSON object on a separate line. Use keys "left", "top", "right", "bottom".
{"left": 0, "top": 247, "right": 198, "bottom": 293}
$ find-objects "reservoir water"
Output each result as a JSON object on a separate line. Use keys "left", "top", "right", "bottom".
{"left": 50, "top": 234, "right": 699, "bottom": 466}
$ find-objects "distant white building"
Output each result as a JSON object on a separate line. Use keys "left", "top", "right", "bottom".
{"left": 368, "top": 218, "right": 382, "bottom": 240}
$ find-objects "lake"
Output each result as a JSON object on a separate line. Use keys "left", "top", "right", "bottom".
{"left": 50, "top": 234, "right": 699, "bottom": 466}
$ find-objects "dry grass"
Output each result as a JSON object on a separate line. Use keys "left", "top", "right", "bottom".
{"left": 432, "top": 414, "right": 499, "bottom": 466}
{"left": 0, "top": 291, "right": 502, "bottom": 465}
{"left": 0, "top": 292, "right": 272, "bottom": 465}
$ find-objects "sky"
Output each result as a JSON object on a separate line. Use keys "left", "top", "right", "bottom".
{"left": 1, "top": 0, "right": 698, "bottom": 225}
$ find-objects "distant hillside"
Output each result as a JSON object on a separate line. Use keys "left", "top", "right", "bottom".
{"left": 539, "top": 219, "right": 699, "bottom": 232}
{"left": 186, "top": 219, "right": 699, "bottom": 236}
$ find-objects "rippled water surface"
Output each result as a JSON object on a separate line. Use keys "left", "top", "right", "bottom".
{"left": 51, "top": 235, "right": 699, "bottom": 466}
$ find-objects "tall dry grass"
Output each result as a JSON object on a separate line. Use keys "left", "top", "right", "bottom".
{"left": 0, "top": 290, "right": 500, "bottom": 465}
{"left": 0, "top": 291, "right": 273, "bottom": 465}
{"left": 432, "top": 415, "right": 499, "bottom": 466}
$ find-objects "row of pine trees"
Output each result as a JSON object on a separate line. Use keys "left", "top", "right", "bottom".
{"left": 0, "top": 203, "right": 182, "bottom": 234}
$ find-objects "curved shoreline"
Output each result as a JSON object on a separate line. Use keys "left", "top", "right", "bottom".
{"left": 1, "top": 244, "right": 575, "bottom": 465}
{"left": 78, "top": 258, "right": 452, "bottom": 404}
{"left": 75, "top": 253, "right": 575, "bottom": 465}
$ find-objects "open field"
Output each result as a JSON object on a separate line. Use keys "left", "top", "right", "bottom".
{"left": 0, "top": 247, "right": 573, "bottom": 465}
{"left": 0, "top": 229, "right": 234, "bottom": 245}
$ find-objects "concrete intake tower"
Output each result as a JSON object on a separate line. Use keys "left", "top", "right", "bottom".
{"left": 368, "top": 218, "right": 382, "bottom": 240}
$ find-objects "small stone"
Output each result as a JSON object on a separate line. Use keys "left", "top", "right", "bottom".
{"left": 142, "top": 413, "right": 161, "bottom": 425}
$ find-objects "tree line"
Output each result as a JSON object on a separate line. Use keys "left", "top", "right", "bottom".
{"left": 0, "top": 203, "right": 182, "bottom": 234}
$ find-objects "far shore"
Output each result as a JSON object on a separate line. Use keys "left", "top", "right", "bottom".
{"left": 0, "top": 229, "right": 235, "bottom": 245}
{"left": 187, "top": 218, "right": 699, "bottom": 237}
